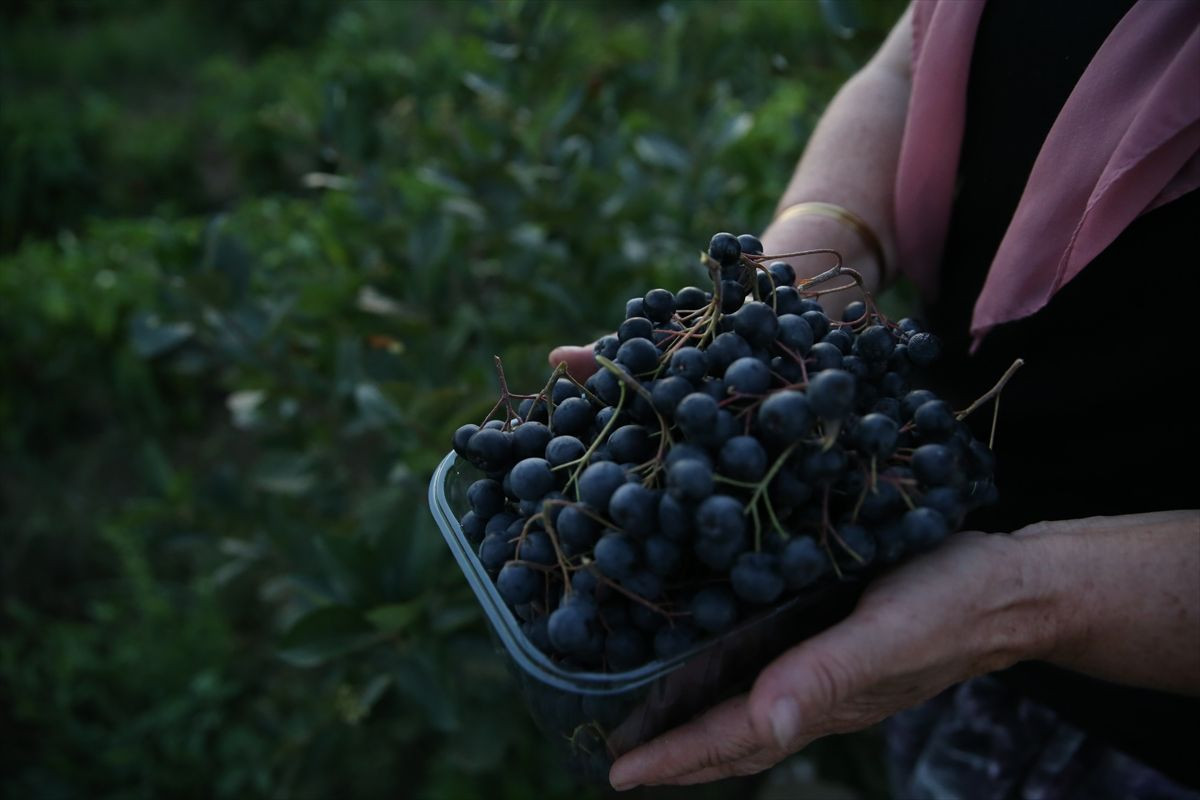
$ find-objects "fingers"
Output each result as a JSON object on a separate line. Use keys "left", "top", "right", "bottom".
{"left": 648, "top": 746, "right": 790, "bottom": 787}
{"left": 609, "top": 693, "right": 768, "bottom": 790}
{"left": 746, "top": 609, "right": 888, "bottom": 750}
{"left": 548, "top": 344, "right": 598, "bottom": 381}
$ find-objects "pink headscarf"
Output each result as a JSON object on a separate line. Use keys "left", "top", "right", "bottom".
{"left": 894, "top": 0, "right": 1200, "bottom": 348}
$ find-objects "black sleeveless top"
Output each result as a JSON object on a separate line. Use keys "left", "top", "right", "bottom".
{"left": 924, "top": 0, "right": 1199, "bottom": 787}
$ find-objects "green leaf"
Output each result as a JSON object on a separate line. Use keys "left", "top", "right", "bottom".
{"left": 277, "top": 605, "right": 379, "bottom": 668}
{"left": 633, "top": 133, "right": 690, "bottom": 171}
{"left": 365, "top": 602, "right": 422, "bottom": 634}
{"left": 129, "top": 313, "right": 194, "bottom": 358}
{"left": 354, "top": 382, "right": 403, "bottom": 427}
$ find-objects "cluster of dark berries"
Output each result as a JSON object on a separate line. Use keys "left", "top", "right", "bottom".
{"left": 450, "top": 231, "right": 999, "bottom": 672}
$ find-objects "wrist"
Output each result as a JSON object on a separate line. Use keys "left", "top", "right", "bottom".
{"left": 963, "top": 530, "right": 1065, "bottom": 675}
{"left": 760, "top": 213, "right": 881, "bottom": 321}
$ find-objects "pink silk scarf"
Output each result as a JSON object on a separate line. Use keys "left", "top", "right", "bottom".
{"left": 893, "top": 0, "right": 1200, "bottom": 347}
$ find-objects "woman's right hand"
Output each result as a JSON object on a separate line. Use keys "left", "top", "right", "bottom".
{"left": 548, "top": 343, "right": 600, "bottom": 382}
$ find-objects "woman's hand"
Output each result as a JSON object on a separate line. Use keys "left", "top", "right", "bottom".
{"left": 608, "top": 510, "right": 1200, "bottom": 789}
{"left": 608, "top": 530, "right": 1054, "bottom": 790}
{"left": 548, "top": 343, "right": 599, "bottom": 382}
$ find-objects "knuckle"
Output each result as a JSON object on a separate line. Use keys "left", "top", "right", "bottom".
{"left": 807, "top": 648, "right": 857, "bottom": 709}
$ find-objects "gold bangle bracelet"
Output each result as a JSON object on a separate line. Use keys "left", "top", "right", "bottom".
{"left": 772, "top": 201, "right": 887, "bottom": 275}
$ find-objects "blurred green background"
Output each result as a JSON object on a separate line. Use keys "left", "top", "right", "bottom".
{"left": 0, "top": 1, "right": 904, "bottom": 797}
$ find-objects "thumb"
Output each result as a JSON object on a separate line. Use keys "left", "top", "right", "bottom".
{"left": 746, "top": 611, "right": 881, "bottom": 751}
{"left": 548, "top": 344, "right": 599, "bottom": 382}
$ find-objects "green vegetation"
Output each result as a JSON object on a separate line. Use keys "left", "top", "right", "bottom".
{"left": 1, "top": 1, "right": 903, "bottom": 797}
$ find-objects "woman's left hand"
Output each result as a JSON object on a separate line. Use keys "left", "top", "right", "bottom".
{"left": 608, "top": 530, "right": 1054, "bottom": 789}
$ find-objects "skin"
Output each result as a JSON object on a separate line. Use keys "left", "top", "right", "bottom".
{"left": 548, "top": 5, "right": 1200, "bottom": 789}
{"left": 607, "top": 512, "right": 1200, "bottom": 789}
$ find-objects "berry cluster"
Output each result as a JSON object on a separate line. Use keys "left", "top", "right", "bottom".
{"left": 452, "top": 232, "right": 1007, "bottom": 673}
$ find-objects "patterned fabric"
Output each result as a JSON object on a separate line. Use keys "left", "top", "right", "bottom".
{"left": 886, "top": 676, "right": 1200, "bottom": 800}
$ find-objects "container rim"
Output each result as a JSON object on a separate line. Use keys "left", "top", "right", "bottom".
{"left": 428, "top": 449, "right": 818, "bottom": 694}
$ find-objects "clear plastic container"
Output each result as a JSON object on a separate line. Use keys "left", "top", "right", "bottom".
{"left": 427, "top": 450, "right": 866, "bottom": 782}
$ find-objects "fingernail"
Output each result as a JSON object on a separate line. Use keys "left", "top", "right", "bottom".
{"left": 769, "top": 697, "right": 799, "bottom": 748}
{"left": 609, "top": 768, "right": 634, "bottom": 791}
{"left": 609, "top": 755, "right": 642, "bottom": 791}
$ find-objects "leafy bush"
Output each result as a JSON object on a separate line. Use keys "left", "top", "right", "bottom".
{"left": 1, "top": 2, "right": 902, "bottom": 797}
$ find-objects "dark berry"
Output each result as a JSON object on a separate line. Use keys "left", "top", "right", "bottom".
{"left": 756, "top": 390, "right": 813, "bottom": 444}
{"left": 615, "top": 337, "right": 659, "bottom": 374}
{"left": 577, "top": 461, "right": 627, "bottom": 511}
{"left": 731, "top": 301, "right": 779, "bottom": 349}
{"left": 468, "top": 478, "right": 506, "bottom": 518}
{"left": 707, "top": 332, "right": 752, "bottom": 375}
{"left": 667, "top": 458, "right": 714, "bottom": 503}
{"left": 548, "top": 600, "right": 597, "bottom": 655}
{"left": 654, "top": 624, "right": 699, "bottom": 659}
{"left": 807, "top": 341, "right": 844, "bottom": 372}
{"left": 853, "top": 325, "right": 896, "bottom": 362}
{"left": 907, "top": 332, "right": 941, "bottom": 366}
{"left": 901, "top": 507, "right": 950, "bottom": 551}
{"left": 545, "top": 435, "right": 585, "bottom": 467}
{"left": 690, "top": 586, "right": 739, "bottom": 633}
{"left": 644, "top": 536, "right": 683, "bottom": 577}
{"left": 478, "top": 533, "right": 515, "bottom": 574}
{"left": 719, "top": 280, "right": 745, "bottom": 314}
{"left": 781, "top": 536, "right": 827, "bottom": 590}
{"left": 709, "top": 232, "right": 742, "bottom": 267}
{"left": 911, "top": 443, "right": 960, "bottom": 486}
{"left": 497, "top": 562, "right": 542, "bottom": 605}
{"left": 675, "top": 392, "right": 719, "bottom": 441}
{"left": 841, "top": 301, "right": 867, "bottom": 324}
{"left": 658, "top": 492, "right": 693, "bottom": 541}
{"left": 466, "top": 427, "right": 513, "bottom": 471}
{"left": 669, "top": 347, "right": 708, "bottom": 383}
{"left": 736, "top": 233, "right": 764, "bottom": 255}
{"left": 453, "top": 423, "right": 479, "bottom": 457}
{"left": 594, "top": 335, "right": 620, "bottom": 361}
{"left": 731, "top": 552, "right": 786, "bottom": 605}
{"left": 724, "top": 356, "right": 771, "bottom": 395}
{"left": 513, "top": 421, "right": 553, "bottom": 461}
{"left": 608, "top": 425, "right": 653, "bottom": 464}
{"left": 836, "top": 524, "right": 876, "bottom": 569}
{"left": 652, "top": 376, "right": 692, "bottom": 420}
{"left": 557, "top": 505, "right": 600, "bottom": 555}
{"left": 768, "top": 260, "right": 796, "bottom": 287}
{"left": 807, "top": 369, "right": 856, "bottom": 420}
{"left": 800, "top": 309, "right": 830, "bottom": 340}
{"left": 719, "top": 435, "right": 768, "bottom": 481}
{"left": 852, "top": 413, "right": 899, "bottom": 458}
{"left": 608, "top": 482, "right": 658, "bottom": 537}
{"left": 511, "top": 455, "right": 556, "bottom": 501}
{"left": 823, "top": 327, "right": 853, "bottom": 355}
{"left": 643, "top": 288, "right": 676, "bottom": 323}
{"left": 552, "top": 396, "right": 595, "bottom": 437}
{"left": 777, "top": 314, "right": 815, "bottom": 354}
{"left": 914, "top": 399, "right": 956, "bottom": 440}
{"left": 460, "top": 510, "right": 486, "bottom": 544}
{"left": 606, "top": 628, "right": 649, "bottom": 671}
{"left": 695, "top": 494, "right": 746, "bottom": 541}
{"left": 594, "top": 531, "right": 639, "bottom": 579}
{"left": 676, "top": 286, "right": 708, "bottom": 311}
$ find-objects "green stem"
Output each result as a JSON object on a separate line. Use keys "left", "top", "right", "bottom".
{"left": 563, "top": 381, "right": 626, "bottom": 499}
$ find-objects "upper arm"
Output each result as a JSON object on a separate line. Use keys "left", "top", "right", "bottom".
{"left": 866, "top": 2, "right": 914, "bottom": 82}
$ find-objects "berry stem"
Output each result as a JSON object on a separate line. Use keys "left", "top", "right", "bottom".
{"left": 540, "top": 510, "right": 574, "bottom": 592}
{"left": 956, "top": 358, "right": 1024, "bottom": 422}
{"left": 562, "top": 382, "right": 627, "bottom": 498}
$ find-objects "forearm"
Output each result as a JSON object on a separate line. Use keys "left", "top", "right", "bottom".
{"left": 760, "top": 4, "right": 912, "bottom": 313}
{"left": 1011, "top": 511, "right": 1200, "bottom": 695}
